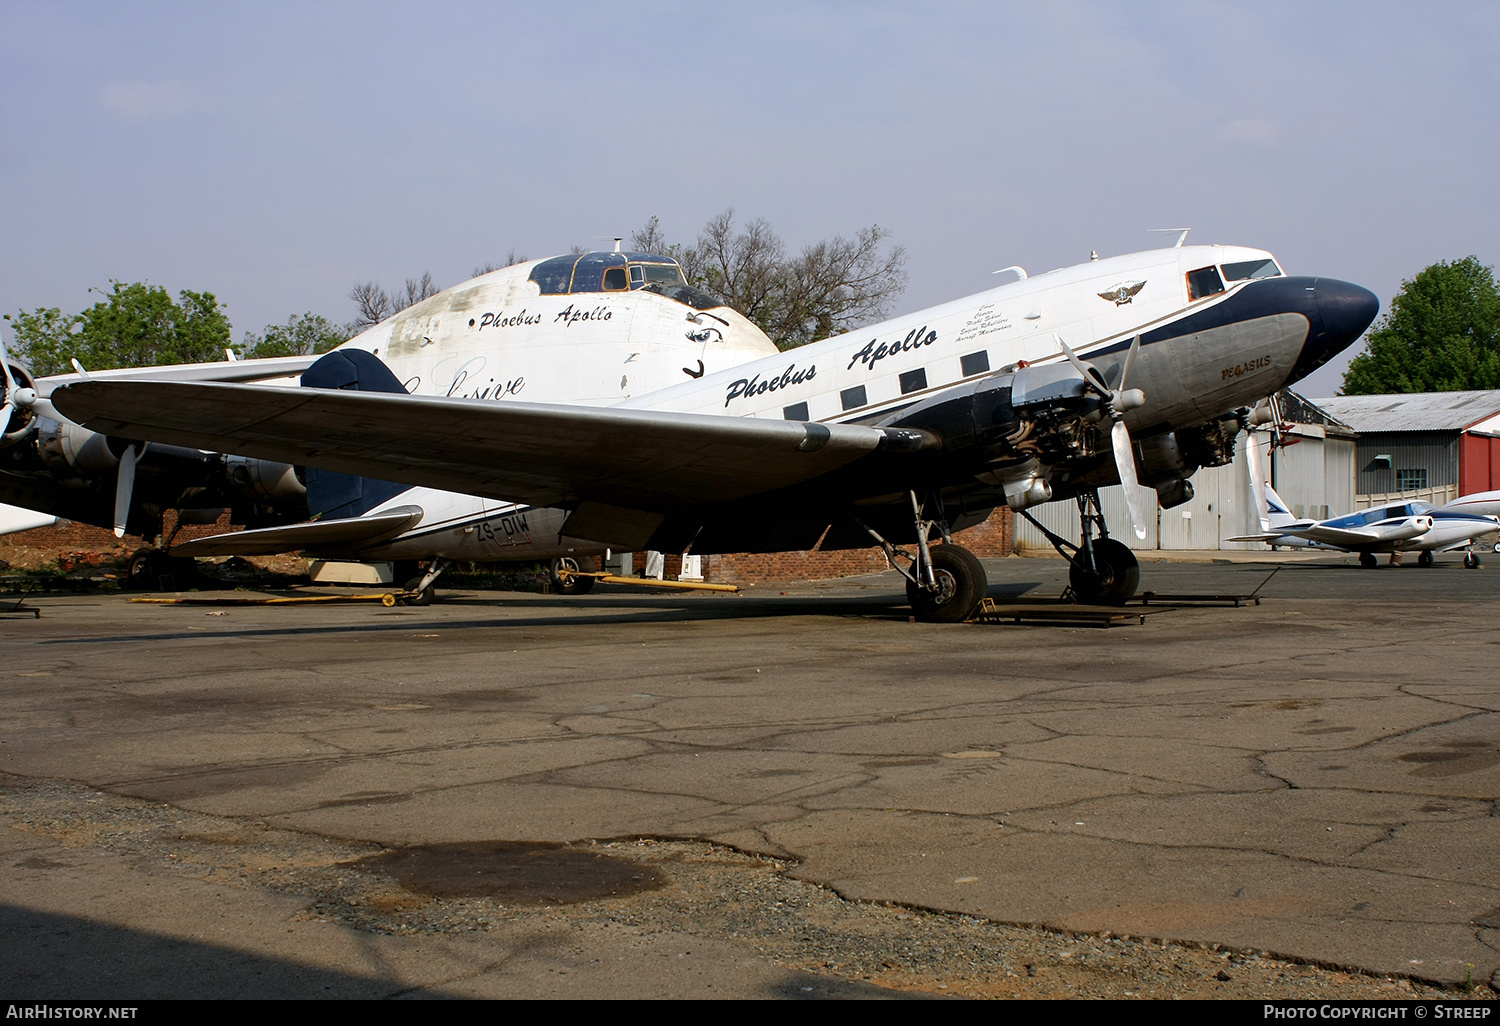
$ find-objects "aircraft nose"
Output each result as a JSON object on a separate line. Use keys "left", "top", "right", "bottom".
{"left": 1288, "top": 278, "right": 1380, "bottom": 383}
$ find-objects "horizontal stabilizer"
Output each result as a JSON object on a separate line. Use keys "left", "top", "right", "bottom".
{"left": 169, "top": 508, "right": 421, "bottom": 557}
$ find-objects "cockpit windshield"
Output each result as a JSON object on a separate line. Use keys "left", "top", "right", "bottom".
{"left": 1221, "top": 258, "right": 1282, "bottom": 281}
{"left": 528, "top": 251, "right": 726, "bottom": 310}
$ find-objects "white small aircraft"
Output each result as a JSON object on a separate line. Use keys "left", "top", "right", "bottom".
{"left": 51, "top": 237, "right": 1380, "bottom": 619}
{"left": 1234, "top": 483, "right": 1500, "bottom": 567}
{"left": 1439, "top": 489, "right": 1500, "bottom": 519}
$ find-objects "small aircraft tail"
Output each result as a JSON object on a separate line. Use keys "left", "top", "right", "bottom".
{"left": 300, "top": 350, "right": 412, "bottom": 520}
{"left": 1263, "top": 483, "right": 1297, "bottom": 529}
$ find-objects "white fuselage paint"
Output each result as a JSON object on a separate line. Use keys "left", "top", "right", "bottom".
{"left": 355, "top": 244, "right": 1301, "bottom": 563}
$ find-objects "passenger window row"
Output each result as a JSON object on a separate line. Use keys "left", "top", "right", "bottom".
{"left": 781, "top": 350, "right": 991, "bottom": 420}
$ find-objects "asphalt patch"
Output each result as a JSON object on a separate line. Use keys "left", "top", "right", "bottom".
{"left": 360, "top": 840, "right": 667, "bottom": 904}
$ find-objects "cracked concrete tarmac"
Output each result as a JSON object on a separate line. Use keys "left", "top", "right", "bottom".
{"left": 2, "top": 552, "right": 1498, "bottom": 998}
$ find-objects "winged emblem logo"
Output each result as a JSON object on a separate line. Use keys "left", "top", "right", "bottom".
{"left": 1098, "top": 280, "right": 1146, "bottom": 306}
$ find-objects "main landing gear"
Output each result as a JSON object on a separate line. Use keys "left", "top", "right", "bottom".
{"left": 1019, "top": 489, "right": 1140, "bottom": 605}
{"left": 862, "top": 491, "right": 987, "bottom": 622}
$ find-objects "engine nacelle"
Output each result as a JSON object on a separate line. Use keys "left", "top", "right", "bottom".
{"left": 37, "top": 416, "right": 121, "bottom": 475}
{"left": 225, "top": 455, "right": 306, "bottom": 501}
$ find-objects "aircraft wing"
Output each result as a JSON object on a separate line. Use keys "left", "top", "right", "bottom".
{"left": 51, "top": 379, "right": 923, "bottom": 513}
{"left": 35, "top": 354, "right": 323, "bottom": 396}
{"left": 169, "top": 509, "right": 422, "bottom": 558}
{"left": 1282, "top": 517, "right": 1432, "bottom": 548}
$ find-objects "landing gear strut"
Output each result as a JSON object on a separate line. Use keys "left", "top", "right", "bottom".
{"left": 1019, "top": 490, "right": 1139, "bottom": 605}
{"left": 403, "top": 559, "right": 449, "bottom": 606}
{"left": 862, "top": 491, "right": 987, "bottom": 622}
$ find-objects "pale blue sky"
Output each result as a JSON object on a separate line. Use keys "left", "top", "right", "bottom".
{"left": 3, "top": 1, "right": 1496, "bottom": 394}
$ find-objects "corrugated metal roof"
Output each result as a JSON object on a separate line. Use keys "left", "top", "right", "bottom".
{"left": 1311, "top": 390, "right": 1500, "bottom": 432}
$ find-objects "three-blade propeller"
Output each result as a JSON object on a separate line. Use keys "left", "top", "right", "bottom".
{"left": 1056, "top": 333, "right": 1148, "bottom": 539}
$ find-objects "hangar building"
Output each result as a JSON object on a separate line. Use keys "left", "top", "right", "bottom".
{"left": 1312, "top": 390, "right": 1500, "bottom": 509}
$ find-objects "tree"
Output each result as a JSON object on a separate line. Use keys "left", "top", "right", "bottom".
{"left": 4, "top": 280, "right": 231, "bottom": 376}
{"left": 348, "top": 272, "right": 439, "bottom": 332}
{"left": 1341, "top": 256, "right": 1500, "bottom": 394}
{"left": 241, "top": 313, "right": 352, "bottom": 359}
{"left": 631, "top": 211, "right": 908, "bottom": 351}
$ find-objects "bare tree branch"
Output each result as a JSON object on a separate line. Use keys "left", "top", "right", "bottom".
{"left": 635, "top": 212, "right": 906, "bottom": 350}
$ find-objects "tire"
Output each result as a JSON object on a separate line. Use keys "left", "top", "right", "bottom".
{"left": 1069, "top": 538, "right": 1140, "bottom": 605}
{"left": 403, "top": 577, "right": 435, "bottom": 606}
{"left": 908, "top": 544, "right": 987, "bottom": 623}
{"left": 125, "top": 549, "right": 197, "bottom": 591}
{"left": 1359, "top": 552, "right": 1378, "bottom": 569}
{"left": 1418, "top": 550, "right": 1434, "bottom": 568}
{"left": 550, "top": 557, "right": 596, "bottom": 596}
{"left": 1464, "top": 552, "right": 1482, "bottom": 570}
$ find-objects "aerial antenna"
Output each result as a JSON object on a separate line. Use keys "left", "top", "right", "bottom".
{"left": 992, "top": 265, "right": 1027, "bottom": 280}
{"left": 1149, "top": 227, "right": 1192, "bottom": 248}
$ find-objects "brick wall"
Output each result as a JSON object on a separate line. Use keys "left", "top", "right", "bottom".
{"left": 9, "top": 508, "right": 1015, "bottom": 586}
{"left": 7, "top": 510, "right": 238, "bottom": 551}
{"left": 645, "top": 508, "right": 1014, "bottom": 585}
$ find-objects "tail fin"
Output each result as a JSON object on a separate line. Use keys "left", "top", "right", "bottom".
{"left": 300, "top": 350, "right": 411, "bottom": 520}
{"left": 1264, "top": 483, "right": 1297, "bottom": 529}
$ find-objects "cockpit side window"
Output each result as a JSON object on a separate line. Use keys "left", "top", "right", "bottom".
{"left": 1186, "top": 266, "right": 1226, "bottom": 301}
{"left": 1221, "top": 258, "right": 1282, "bottom": 281}
{"left": 629, "top": 265, "right": 645, "bottom": 287}
{"left": 603, "top": 267, "right": 627, "bottom": 291}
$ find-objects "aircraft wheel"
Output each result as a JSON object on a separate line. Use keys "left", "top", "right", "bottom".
{"left": 125, "top": 549, "right": 197, "bottom": 591}
{"left": 550, "top": 557, "right": 596, "bottom": 596}
{"left": 1464, "top": 551, "right": 1482, "bottom": 570}
{"left": 403, "top": 577, "right": 436, "bottom": 606}
{"left": 908, "top": 544, "right": 987, "bottom": 623}
{"left": 1418, "top": 550, "right": 1434, "bottom": 568}
{"left": 1069, "top": 538, "right": 1139, "bottom": 605}
{"left": 1359, "top": 552, "right": 1378, "bottom": 569}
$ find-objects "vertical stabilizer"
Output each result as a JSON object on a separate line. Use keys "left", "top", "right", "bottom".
{"left": 300, "top": 350, "right": 411, "bottom": 520}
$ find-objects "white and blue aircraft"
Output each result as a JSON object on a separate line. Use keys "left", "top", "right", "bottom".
{"left": 1235, "top": 483, "right": 1500, "bottom": 568}
{"left": 49, "top": 237, "right": 1380, "bottom": 619}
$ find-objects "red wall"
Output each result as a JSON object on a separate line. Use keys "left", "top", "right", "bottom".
{"left": 1460, "top": 433, "right": 1500, "bottom": 494}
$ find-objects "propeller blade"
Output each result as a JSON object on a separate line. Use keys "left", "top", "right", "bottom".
{"left": 113, "top": 443, "right": 141, "bottom": 538}
{"left": 1245, "top": 428, "right": 1271, "bottom": 532}
{"left": 1054, "top": 334, "right": 1109, "bottom": 395}
{"left": 1118, "top": 334, "right": 1141, "bottom": 391}
{"left": 1111, "top": 418, "right": 1148, "bottom": 539}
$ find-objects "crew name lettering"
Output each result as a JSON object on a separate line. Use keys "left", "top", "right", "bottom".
{"left": 554, "top": 304, "right": 613, "bottom": 326}
{"left": 847, "top": 326, "right": 938, "bottom": 371}
{"left": 476, "top": 309, "right": 541, "bottom": 330}
{"left": 725, "top": 364, "right": 817, "bottom": 407}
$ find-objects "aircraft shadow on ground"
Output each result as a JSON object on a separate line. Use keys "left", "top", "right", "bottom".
{"left": 0, "top": 903, "right": 927, "bottom": 999}
{"left": 29, "top": 582, "right": 1049, "bottom": 645}
{"left": 0, "top": 903, "right": 405, "bottom": 999}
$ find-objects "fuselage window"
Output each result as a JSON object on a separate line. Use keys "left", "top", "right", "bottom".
{"left": 1186, "top": 266, "right": 1226, "bottom": 301}
{"left": 960, "top": 351, "right": 990, "bottom": 377}
{"left": 840, "top": 385, "right": 867, "bottom": 411}
{"left": 1221, "top": 258, "right": 1282, "bottom": 281}
{"left": 603, "top": 267, "right": 628, "bottom": 290}
{"left": 899, "top": 368, "right": 927, "bottom": 394}
{"left": 782, "top": 401, "right": 809, "bottom": 421}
